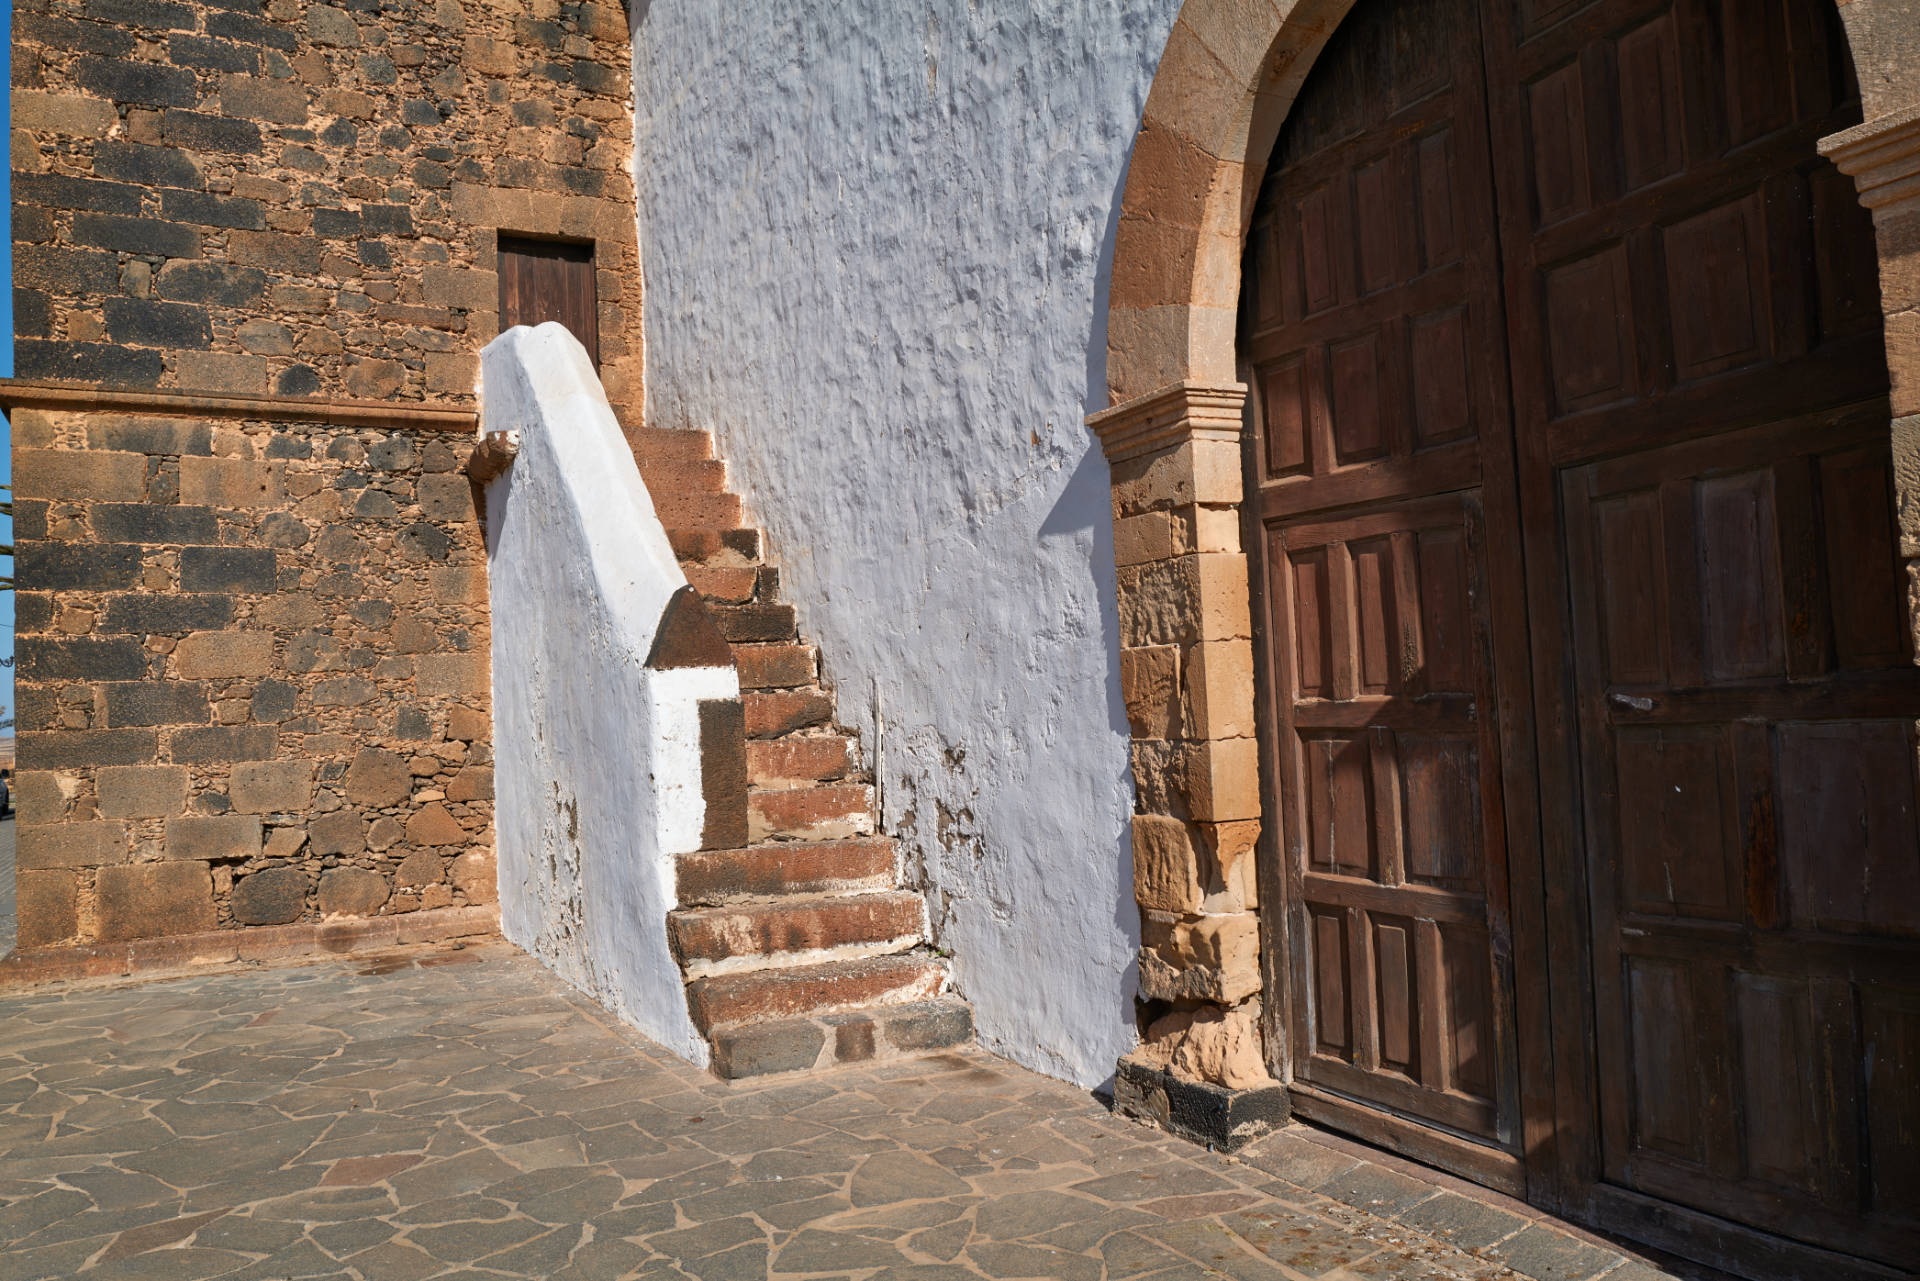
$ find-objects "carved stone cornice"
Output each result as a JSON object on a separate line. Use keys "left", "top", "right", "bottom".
{"left": 0, "top": 379, "right": 480, "bottom": 431}
{"left": 1820, "top": 100, "right": 1920, "bottom": 214}
{"left": 1086, "top": 380, "right": 1247, "bottom": 463}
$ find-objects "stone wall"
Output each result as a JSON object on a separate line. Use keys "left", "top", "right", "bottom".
{"left": 8, "top": 391, "right": 496, "bottom": 955}
{"left": 11, "top": 0, "right": 642, "bottom": 413}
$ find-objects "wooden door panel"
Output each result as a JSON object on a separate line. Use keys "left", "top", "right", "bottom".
{"left": 1248, "top": 0, "right": 1529, "bottom": 1185}
{"left": 1248, "top": 0, "right": 1913, "bottom": 1269}
{"left": 1275, "top": 494, "right": 1517, "bottom": 1149}
{"left": 1562, "top": 411, "right": 1920, "bottom": 1261}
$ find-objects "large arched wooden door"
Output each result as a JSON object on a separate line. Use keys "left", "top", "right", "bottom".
{"left": 1243, "top": 0, "right": 1917, "bottom": 1271}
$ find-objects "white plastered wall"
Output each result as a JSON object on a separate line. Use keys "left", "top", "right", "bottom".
{"left": 628, "top": 1, "right": 1188, "bottom": 1086}
{"left": 483, "top": 323, "right": 734, "bottom": 1067}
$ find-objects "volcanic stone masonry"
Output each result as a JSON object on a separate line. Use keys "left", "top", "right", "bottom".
{"left": 10, "top": 400, "right": 496, "bottom": 953}
{"left": 12, "top": 0, "right": 644, "bottom": 414}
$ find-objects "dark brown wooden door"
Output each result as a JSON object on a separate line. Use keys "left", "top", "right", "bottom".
{"left": 1246, "top": 0, "right": 1914, "bottom": 1270}
{"left": 498, "top": 235, "right": 599, "bottom": 366}
{"left": 1477, "top": 0, "right": 1915, "bottom": 1269}
{"left": 1243, "top": 0, "right": 1537, "bottom": 1195}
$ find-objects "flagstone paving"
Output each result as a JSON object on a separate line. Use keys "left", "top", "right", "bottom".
{"left": 0, "top": 941, "right": 1688, "bottom": 1281}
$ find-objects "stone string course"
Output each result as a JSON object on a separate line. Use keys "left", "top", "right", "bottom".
{"left": 11, "top": 0, "right": 643, "bottom": 412}
{"left": 11, "top": 402, "right": 496, "bottom": 951}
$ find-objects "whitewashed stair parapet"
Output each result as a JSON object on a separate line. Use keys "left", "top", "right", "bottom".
{"left": 480, "top": 322, "right": 739, "bottom": 1068}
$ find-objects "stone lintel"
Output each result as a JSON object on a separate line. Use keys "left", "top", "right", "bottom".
{"left": 1087, "top": 380, "right": 1248, "bottom": 464}
{"left": 1820, "top": 100, "right": 1920, "bottom": 214}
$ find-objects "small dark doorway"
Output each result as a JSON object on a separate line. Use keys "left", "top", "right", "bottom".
{"left": 497, "top": 235, "right": 599, "bottom": 366}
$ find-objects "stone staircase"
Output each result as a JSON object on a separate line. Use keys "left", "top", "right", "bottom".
{"left": 621, "top": 421, "right": 973, "bottom": 1079}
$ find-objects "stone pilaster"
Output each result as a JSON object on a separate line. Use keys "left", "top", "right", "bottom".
{"left": 1823, "top": 102, "right": 1920, "bottom": 646}
{"left": 1090, "top": 381, "right": 1280, "bottom": 1117}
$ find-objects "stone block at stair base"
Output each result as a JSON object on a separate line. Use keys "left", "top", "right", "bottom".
{"left": 1113, "top": 1058, "right": 1290, "bottom": 1153}
{"left": 708, "top": 997, "right": 974, "bottom": 1080}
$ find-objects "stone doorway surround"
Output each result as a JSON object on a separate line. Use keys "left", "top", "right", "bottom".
{"left": 1090, "top": 0, "right": 1920, "bottom": 1147}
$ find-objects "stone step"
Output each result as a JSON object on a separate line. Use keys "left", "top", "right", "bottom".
{"left": 748, "top": 783, "right": 873, "bottom": 842}
{"left": 670, "top": 890, "right": 922, "bottom": 976}
{"left": 625, "top": 425, "right": 714, "bottom": 464}
{"left": 712, "top": 603, "right": 797, "bottom": 644}
{"left": 708, "top": 997, "right": 974, "bottom": 1079}
{"left": 668, "top": 527, "right": 762, "bottom": 567}
{"left": 747, "top": 734, "right": 853, "bottom": 788}
{"left": 735, "top": 643, "right": 817, "bottom": 690}
{"left": 638, "top": 457, "right": 728, "bottom": 498}
{"left": 744, "top": 689, "right": 834, "bottom": 738}
{"left": 676, "top": 837, "right": 897, "bottom": 907}
{"left": 686, "top": 952, "right": 950, "bottom": 1031}
{"left": 650, "top": 487, "right": 741, "bottom": 531}
{"left": 685, "top": 564, "right": 760, "bottom": 605}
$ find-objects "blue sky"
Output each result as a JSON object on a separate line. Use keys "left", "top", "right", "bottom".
{"left": 3, "top": 0, "right": 15, "bottom": 730}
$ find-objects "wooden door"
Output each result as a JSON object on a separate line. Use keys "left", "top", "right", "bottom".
{"left": 498, "top": 235, "right": 599, "bottom": 366}
{"left": 1243, "top": 0, "right": 1538, "bottom": 1194}
{"left": 1246, "top": 0, "right": 1915, "bottom": 1269}
{"left": 1477, "top": 0, "right": 1916, "bottom": 1269}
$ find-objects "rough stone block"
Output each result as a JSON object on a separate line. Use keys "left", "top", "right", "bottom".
{"left": 1133, "top": 814, "right": 1206, "bottom": 915}
{"left": 104, "top": 681, "right": 211, "bottom": 727}
{"left": 406, "top": 803, "right": 467, "bottom": 846}
{"left": 18, "top": 822, "right": 128, "bottom": 869}
{"left": 13, "top": 91, "right": 120, "bottom": 138}
{"left": 1195, "top": 552, "right": 1253, "bottom": 641}
{"left": 1184, "top": 639, "right": 1256, "bottom": 741}
{"left": 177, "top": 352, "right": 268, "bottom": 394}
{"left": 168, "top": 725, "right": 277, "bottom": 763}
{"left": 96, "top": 861, "right": 217, "bottom": 941}
{"left": 18, "top": 542, "right": 144, "bottom": 593}
{"left": 86, "top": 415, "right": 213, "bottom": 456}
{"left": 318, "top": 866, "right": 389, "bottom": 917}
{"left": 174, "top": 630, "right": 275, "bottom": 678}
{"left": 92, "top": 503, "right": 220, "bottom": 545}
{"left": 232, "top": 866, "right": 309, "bottom": 925}
{"left": 229, "top": 760, "right": 315, "bottom": 814}
{"left": 1183, "top": 735, "right": 1260, "bottom": 823}
{"left": 102, "top": 593, "right": 235, "bottom": 634}
{"left": 98, "top": 765, "right": 190, "bottom": 818}
{"left": 179, "top": 457, "right": 286, "bottom": 508}
{"left": 19, "top": 636, "right": 148, "bottom": 681}
{"left": 449, "top": 849, "right": 496, "bottom": 903}
{"left": 15, "top": 871, "right": 80, "bottom": 950}
{"left": 446, "top": 705, "right": 490, "bottom": 742}
{"left": 309, "top": 810, "right": 367, "bottom": 856}
{"left": 15, "top": 449, "right": 149, "bottom": 503}
{"left": 72, "top": 212, "right": 202, "bottom": 258}
{"left": 416, "top": 652, "right": 489, "bottom": 697}
{"left": 1114, "top": 511, "right": 1178, "bottom": 567}
{"left": 14, "top": 772, "right": 69, "bottom": 825}
{"left": 21, "top": 729, "right": 159, "bottom": 770}
{"left": 1121, "top": 645, "right": 1180, "bottom": 741}
{"left": 73, "top": 55, "right": 198, "bottom": 107}
{"left": 447, "top": 766, "right": 493, "bottom": 803}
{"left": 395, "top": 849, "right": 444, "bottom": 888}
{"left": 167, "top": 814, "right": 262, "bottom": 861}
{"left": 417, "top": 474, "right": 476, "bottom": 522}
{"left": 180, "top": 547, "right": 276, "bottom": 593}
{"left": 104, "top": 296, "right": 213, "bottom": 350}
{"left": 345, "top": 748, "right": 412, "bottom": 806}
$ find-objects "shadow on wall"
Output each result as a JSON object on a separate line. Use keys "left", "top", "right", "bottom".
{"left": 1045, "top": 144, "right": 1148, "bottom": 1073}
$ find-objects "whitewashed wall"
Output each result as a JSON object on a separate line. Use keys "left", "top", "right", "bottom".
{"left": 484, "top": 323, "right": 735, "bottom": 1067}
{"left": 629, "top": 1, "right": 1185, "bottom": 1086}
